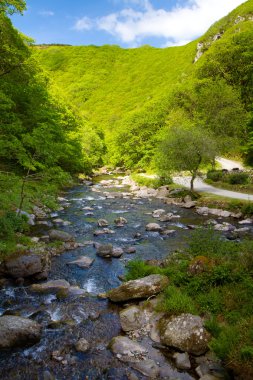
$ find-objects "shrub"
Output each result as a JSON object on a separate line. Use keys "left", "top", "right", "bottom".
{"left": 226, "top": 172, "right": 249, "bottom": 185}
{"left": 207, "top": 170, "right": 223, "bottom": 182}
{"left": 205, "top": 316, "right": 222, "bottom": 338}
{"left": 210, "top": 325, "right": 240, "bottom": 361}
{"left": 124, "top": 260, "right": 160, "bottom": 281}
{"left": 240, "top": 346, "right": 253, "bottom": 361}
{"left": 0, "top": 211, "right": 29, "bottom": 239}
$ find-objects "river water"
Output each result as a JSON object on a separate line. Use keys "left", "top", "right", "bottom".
{"left": 0, "top": 176, "right": 232, "bottom": 380}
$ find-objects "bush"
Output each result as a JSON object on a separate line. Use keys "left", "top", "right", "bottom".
{"left": 226, "top": 172, "right": 249, "bottom": 185}
{"left": 207, "top": 170, "right": 223, "bottom": 182}
{"left": 0, "top": 211, "right": 29, "bottom": 239}
{"left": 131, "top": 174, "right": 172, "bottom": 189}
{"left": 125, "top": 260, "right": 160, "bottom": 281}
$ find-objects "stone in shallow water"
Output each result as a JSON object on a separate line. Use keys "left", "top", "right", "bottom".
{"left": 0, "top": 316, "right": 42, "bottom": 349}
{"left": 145, "top": 223, "right": 162, "bottom": 232}
{"left": 48, "top": 229, "right": 74, "bottom": 242}
{"left": 75, "top": 338, "right": 89, "bottom": 352}
{"left": 96, "top": 244, "right": 113, "bottom": 258}
{"left": 107, "top": 274, "right": 169, "bottom": 302}
{"left": 67, "top": 256, "right": 94, "bottom": 268}
{"left": 173, "top": 352, "right": 191, "bottom": 370}
{"left": 119, "top": 306, "right": 145, "bottom": 332}
{"left": 97, "top": 218, "right": 109, "bottom": 227}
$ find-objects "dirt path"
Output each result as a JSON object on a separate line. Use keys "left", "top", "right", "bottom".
{"left": 216, "top": 157, "right": 244, "bottom": 170}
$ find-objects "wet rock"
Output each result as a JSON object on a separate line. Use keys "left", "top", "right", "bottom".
{"left": 134, "top": 232, "right": 141, "bottom": 239}
{"left": 112, "top": 247, "right": 124, "bottom": 258}
{"left": 182, "top": 201, "right": 197, "bottom": 209}
{"left": 110, "top": 336, "right": 159, "bottom": 378}
{"left": 33, "top": 206, "right": 48, "bottom": 220}
{"left": 152, "top": 209, "right": 165, "bottom": 218}
{"left": 114, "top": 217, "right": 128, "bottom": 227}
{"left": 196, "top": 207, "right": 231, "bottom": 218}
{"left": 97, "top": 219, "right": 109, "bottom": 227}
{"left": 96, "top": 244, "right": 113, "bottom": 258}
{"left": 125, "top": 247, "right": 136, "bottom": 254}
{"left": 1, "top": 253, "right": 50, "bottom": 279}
{"left": 160, "top": 314, "right": 211, "bottom": 355}
{"left": 0, "top": 316, "right": 42, "bottom": 349}
{"left": 120, "top": 306, "right": 145, "bottom": 332}
{"left": 145, "top": 223, "right": 162, "bottom": 232}
{"left": 63, "top": 242, "right": 85, "bottom": 250}
{"left": 173, "top": 352, "right": 191, "bottom": 370}
{"left": 49, "top": 229, "right": 74, "bottom": 242}
{"left": 30, "top": 279, "right": 70, "bottom": 294}
{"left": 75, "top": 338, "right": 89, "bottom": 352}
{"left": 110, "top": 336, "right": 147, "bottom": 362}
{"left": 67, "top": 256, "right": 94, "bottom": 268}
{"left": 93, "top": 228, "right": 115, "bottom": 236}
{"left": 156, "top": 186, "right": 170, "bottom": 199}
{"left": 107, "top": 274, "right": 169, "bottom": 302}
{"left": 159, "top": 213, "right": 174, "bottom": 222}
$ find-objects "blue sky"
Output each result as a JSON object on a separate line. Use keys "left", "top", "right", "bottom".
{"left": 11, "top": 0, "right": 246, "bottom": 47}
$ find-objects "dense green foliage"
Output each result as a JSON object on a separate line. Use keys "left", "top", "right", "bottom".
{"left": 126, "top": 229, "right": 253, "bottom": 378}
{"left": 35, "top": 0, "right": 253, "bottom": 170}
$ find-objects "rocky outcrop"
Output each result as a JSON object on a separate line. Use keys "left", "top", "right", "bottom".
{"left": 0, "top": 253, "right": 50, "bottom": 280}
{"left": 0, "top": 316, "right": 42, "bottom": 349}
{"left": 48, "top": 229, "right": 74, "bottom": 242}
{"left": 160, "top": 314, "right": 211, "bottom": 355}
{"left": 107, "top": 274, "right": 169, "bottom": 302}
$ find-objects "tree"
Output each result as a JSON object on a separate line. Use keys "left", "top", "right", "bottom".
{"left": 157, "top": 110, "right": 218, "bottom": 190}
{"left": 0, "top": 0, "right": 26, "bottom": 15}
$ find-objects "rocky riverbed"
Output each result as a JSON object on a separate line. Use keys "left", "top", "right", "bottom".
{"left": 0, "top": 174, "right": 252, "bottom": 379}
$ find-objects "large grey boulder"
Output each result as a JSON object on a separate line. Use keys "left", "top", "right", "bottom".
{"left": 48, "top": 229, "right": 74, "bottom": 242}
{"left": 107, "top": 274, "right": 169, "bottom": 302}
{"left": 96, "top": 244, "right": 113, "bottom": 258}
{"left": 1, "top": 253, "right": 50, "bottom": 279}
{"left": 0, "top": 316, "right": 42, "bottom": 349}
{"left": 160, "top": 314, "right": 211, "bottom": 355}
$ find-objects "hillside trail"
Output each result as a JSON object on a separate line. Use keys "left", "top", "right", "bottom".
{"left": 173, "top": 157, "right": 253, "bottom": 201}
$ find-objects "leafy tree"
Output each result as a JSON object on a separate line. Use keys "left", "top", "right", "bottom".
{"left": 157, "top": 110, "right": 218, "bottom": 190}
{"left": 0, "top": 0, "right": 26, "bottom": 15}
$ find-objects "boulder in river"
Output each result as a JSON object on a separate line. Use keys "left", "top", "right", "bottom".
{"left": 75, "top": 338, "right": 90, "bottom": 352}
{"left": 30, "top": 279, "right": 71, "bottom": 294}
{"left": 96, "top": 244, "right": 113, "bottom": 258}
{"left": 160, "top": 313, "right": 211, "bottom": 355}
{"left": 152, "top": 209, "right": 165, "bottom": 218}
{"left": 67, "top": 256, "right": 94, "bottom": 268}
{"left": 1, "top": 253, "right": 50, "bottom": 280}
{"left": 97, "top": 219, "right": 109, "bottom": 227}
{"left": 0, "top": 316, "right": 42, "bottom": 349}
{"left": 112, "top": 247, "right": 124, "bottom": 258}
{"left": 145, "top": 223, "right": 162, "bottom": 232}
{"left": 173, "top": 352, "right": 191, "bottom": 370}
{"left": 114, "top": 217, "right": 128, "bottom": 227}
{"left": 49, "top": 229, "right": 74, "bottom": 242}
{"left": 107, "top": 274, "right": 169, "bottom": 302}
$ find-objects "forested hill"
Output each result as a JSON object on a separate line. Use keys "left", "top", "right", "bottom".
{"left": 35, "top": 0, "right": 253, "bottom": 169}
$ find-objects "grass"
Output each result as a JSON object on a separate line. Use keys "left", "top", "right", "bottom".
{"left": 131, "top": 173, "right": 172, "bottom": 189}
{"left": 125, "top": 228, "right": 253, "bottom": 378}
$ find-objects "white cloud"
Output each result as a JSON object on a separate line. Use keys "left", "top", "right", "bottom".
{"left": 39, "top": 10, "right": 54, "bottom": 17}
{"left": 74, "top": 16, "right": 93, "bottom": 31}
{"left": 74, "top": 0, "right": 246, "bottom": 46}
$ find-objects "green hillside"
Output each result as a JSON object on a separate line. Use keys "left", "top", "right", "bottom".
{"left": 35, "top": 0, "right": 253, "bottom": 169}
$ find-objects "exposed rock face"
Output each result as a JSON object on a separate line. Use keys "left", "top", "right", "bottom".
{"left": 0, "top": 316, "right": 42, "bottom": 349}
{"left": 30, "top": 279, "right": 70, "bottom": 294}
{"left": 107, "top": 274, "right": 169, "bottom": 302}
{"left": 120, "top": 306, "right": 146, "bottom": 332}
{"left": 67, "top": 256, "right": 94, "bottom": 268}
{"left": 145, "top": 223, "right": 162, "bottom": 232}
{"left": 160, "top": 314, "right": 211, "bottom": 355}
{"left": 48, "top": 229, "right": 74, "bottom": 242}
{"left": 110, "top": 336, "right": 159, "bottom": 378}
{"left": 1, "top": 253, "right": 50, "bottom": 279}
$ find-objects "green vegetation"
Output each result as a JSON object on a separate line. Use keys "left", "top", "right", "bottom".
{"left": 131, "top": 174, "right": 172, "bottom": 189}
{"left": 126, "top": 229, "right": 253, "bottom": 378}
